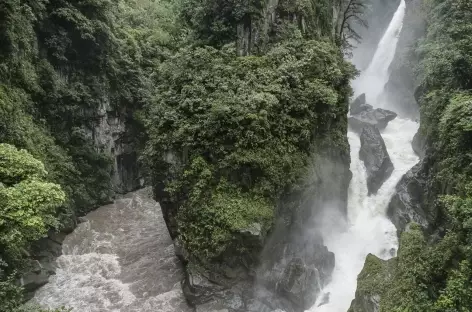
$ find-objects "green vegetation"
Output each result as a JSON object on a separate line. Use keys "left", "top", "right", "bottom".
{"left": 0, "top": 0, "right": 364, "bottom": 309}
{"left": 0, "top": 144, "right": 65, "bottom": 311}
{"left": 144, "top": 0, "right": 356, "bottom": 261}
{"left": 354, "top": 0, "right": 472, "bottom": 310}
{"left": 0, "top": 0, "right": 178, "bottom": 309}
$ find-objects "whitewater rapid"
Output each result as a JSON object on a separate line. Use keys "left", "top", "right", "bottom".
{"left": 308, "top": 1, "right": 418, "bottom": 311}
{"left": 29, "top": 188, "right": 192, "bottom": 312}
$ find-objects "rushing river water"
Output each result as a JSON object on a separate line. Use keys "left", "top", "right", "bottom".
{"left": 309, "top": 1, "right": 419, "bottom": 311}
{"left": 31, "top": 188, "right": 192, "bottom": 312}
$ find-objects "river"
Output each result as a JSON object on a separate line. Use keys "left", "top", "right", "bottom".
{"left": 30, "top": 188, "right": 192, "bottom": 312}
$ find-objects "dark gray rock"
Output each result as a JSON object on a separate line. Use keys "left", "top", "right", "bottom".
{"left": 349, "top": 108, "right": 398, "bottom": 133}
{"left": 359, "top": 125, "right": 394, "bottom": 195}
{"left": 350, "top": 94, "right": 373, "bottom": 115}
{"left": 182, "top": 265, "right": 227, "bottom": 306}
{"left": 21, "top": 260, "right": 51, "bottom": 301}
{"left": 276, "top": 258, "right": 321, "bottom": 310}
{"left": 412, "top": 128, "right": 426, "bottom": 159}
{"left": 387, "top": 159, "right": 433, "bottom": 233}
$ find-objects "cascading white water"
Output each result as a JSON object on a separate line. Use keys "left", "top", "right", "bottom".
{"left": 307, "top": 1, "right": 418, "bottom": 311}
{"left": 352, "top": 0, "right": 406, "bottom": 104}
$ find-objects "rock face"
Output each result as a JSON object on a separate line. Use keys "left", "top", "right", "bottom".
{"left": 349, "top": 108, "right": 398, "bottom": 133}
{"left": 359, "top": 125, "right": 394, "bottom": 195}
{"left": 161, "top": 148, "right": 350, "bottom": 312}
{"left": 92, "top": 100, "right": 143, "bottom": 194}
{"left": 412, "top": 128, "right": 426, "bottom": 159}
{"left": 21, "top": 229, "right": 69, "bottom": 300}
{"left": 387, "top": 158, "right": 437, "bottom": 233}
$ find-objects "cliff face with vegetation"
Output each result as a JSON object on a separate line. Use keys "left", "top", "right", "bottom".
{"left": 144, "top": 0, "right": 358, "bottom": 311}
{"left": 350, "top": 0, "right": 472, "bottom": 311}
{"left": 0, "top": 0, "right": 176, "bottom": 309}
{"left": 0, "top": 0, "right": 363, "bottom": 311}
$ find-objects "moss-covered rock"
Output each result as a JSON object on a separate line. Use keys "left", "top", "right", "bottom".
{"left": 348, "top": 254, "right": 396, "bottom": 312}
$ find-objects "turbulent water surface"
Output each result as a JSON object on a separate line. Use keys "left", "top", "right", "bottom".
{"left": 308, "top": 1, "right": 418, "bottom": 311}
{"left": 31, "top": 188, "right": 192, "bottom": 312}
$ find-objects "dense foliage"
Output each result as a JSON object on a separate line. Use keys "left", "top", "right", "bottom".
{"left": 0, "top": 144, "right": 65, "bottom": 311}
{"left": 0, "top": 0, "right": 361, "bottom": 309}
{"left": 145, "top": 1, "right": 356, "bottom": 260}
{"left": 353, "top": 0, "right": 472, "bottom": 310}
{"left": 0, "top": 0, "right": 177, "bottom": 309}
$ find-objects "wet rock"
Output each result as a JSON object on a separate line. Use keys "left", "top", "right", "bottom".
{"left": 350, "top": 94, "right": 373, "bottom": 115}
{"left": 182, "top": 265, "right": 226, "bottom": 306}
{"left": 349, "top": 108, "right": 398, "bottom": 133}
{"left": 412, "top": 128, "right": 426, "bottom": 159}
{"left": 274, "top": 253, "right": 332, "bottom": 310}
{"left": 359, "top": 125, "right": 394, "bottom": 195}
{"left": 21, "top": 260, "right": 51, "bottom": 301}
{"left": 387, "top": 159, "right": 433, "bottom": 233}
{"left": 195, "top": 300, "right": 229, "bottom": 312}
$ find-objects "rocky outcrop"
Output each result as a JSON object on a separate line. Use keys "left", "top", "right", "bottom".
{"left": 163, "top": 145, "right": 350, "bottom": 312}
{"left": 349, "top": 108, "right": 398, "bottom": 133}
{"left": 21, "top": 229, "right": 70, "bottom": 300}
{"left": 348, "top": 254, "right": 395, "bottom": 312}
{"left": 387, "top": 158, "right": 437, "bottom": 233}
{"left": 350, "top": 94, "right": 373, "bottom": 115}
{"left": 359, "top": 125, "right": 394, "bottom": 195}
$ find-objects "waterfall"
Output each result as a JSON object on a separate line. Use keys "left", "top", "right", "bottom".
{"left": 352, "top": 0, "right": 406, "bottom": 105}
{"left": 307, "top": 1, "right": 418, "bottom": 311}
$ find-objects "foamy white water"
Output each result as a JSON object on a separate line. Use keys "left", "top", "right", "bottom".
{"left": 29, "top": 189, "right": 192, "bottom": 312}
{"left": 307, "top": 1, "right": 418, "bottom": 311}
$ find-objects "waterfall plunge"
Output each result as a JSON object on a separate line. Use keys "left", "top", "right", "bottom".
{"left": 307, "top": 1, "right": 418, "bottom": 311}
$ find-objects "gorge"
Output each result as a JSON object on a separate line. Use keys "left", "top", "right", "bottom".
{"left": 2, "top": 0, "right": 472, "bottom": 312}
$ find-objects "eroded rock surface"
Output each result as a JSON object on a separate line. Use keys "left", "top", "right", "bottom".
{"left": 349, "top": 108, "right": 398, "bottom": 133}
{"left": 359, "top": 125, "right": 394, "bottom": 195}
{"left": 387, "top": 159, "right": 436, "bottom": 233}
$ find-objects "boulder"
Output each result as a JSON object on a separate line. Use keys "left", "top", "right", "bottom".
{"left": 182, "top": 265, "right": 226, "bottom": 306}
{"left": 387, "top": 159, "right": 433, "bottom": 233}
{"left": 359, "top": 125, "right": 394, "bottom": 195}
{"left": 350, "top": 94, "right": 373, "bottom": 115}
{"left": 349, "top": 108, "right": 398, "bottom": 133}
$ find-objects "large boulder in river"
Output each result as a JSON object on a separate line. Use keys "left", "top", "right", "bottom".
{"left": 350, "top": 93, "right": 373, "bottom": 115}
{"left": 359, "top": 125, "right": 394, "bottom": 195}
{"left": 349, "top": 108, "right": 398, "bottom": 133}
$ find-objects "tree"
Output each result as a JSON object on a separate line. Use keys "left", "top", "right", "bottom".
{"left": 336, "top": 0, "right": 368, "bottom": 51}
{"left": 0, "top": 144, "right": 66, "bottom": 258}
